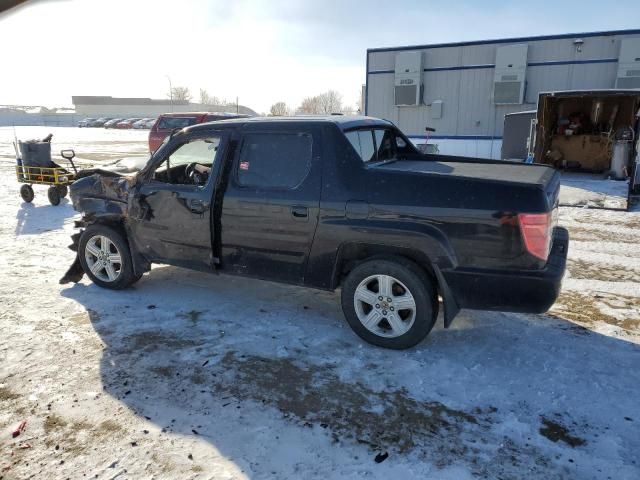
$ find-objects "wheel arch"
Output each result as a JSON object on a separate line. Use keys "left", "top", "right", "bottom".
{"left": 79, "top": 214, "right": 150, "bottom": 276}
{"left": 331, "top": 242, "right": 460, "bottom": 328}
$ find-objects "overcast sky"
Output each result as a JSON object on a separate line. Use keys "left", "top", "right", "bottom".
{"left": 0, "top": 0, "right": 638, "bottom": 113}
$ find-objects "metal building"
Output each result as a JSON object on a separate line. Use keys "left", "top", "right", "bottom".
{"left": 365, "top": 29, "right": 640, "bottom": 158}
{"left": 72, "top": 96, "right": 258, "bottom": 118}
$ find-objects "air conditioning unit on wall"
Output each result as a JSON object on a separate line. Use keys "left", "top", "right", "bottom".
{"left": 493, "top": 44, "right": 528, "bottom": 104}
{"left": 394, "top": 51, "right": 423, "bottom": 106}
{"left": 616, "top": 38, "right": 640, "bottom": 89}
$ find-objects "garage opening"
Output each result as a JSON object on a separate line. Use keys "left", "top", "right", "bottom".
{"left": 533, "top": 90, "right": 640, "bottom": 210}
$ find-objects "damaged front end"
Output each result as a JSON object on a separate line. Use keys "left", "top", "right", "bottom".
{"left": 60, "top": 168, "right": 141, "bottom": 284}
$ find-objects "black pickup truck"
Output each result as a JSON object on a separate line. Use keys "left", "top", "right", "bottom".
{"left": 62, "top": 116, "right": 568, "bottom": 349}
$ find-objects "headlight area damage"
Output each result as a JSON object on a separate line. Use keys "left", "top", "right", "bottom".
{"left": 60, "top": 169, "right": 147, "bottom": 284}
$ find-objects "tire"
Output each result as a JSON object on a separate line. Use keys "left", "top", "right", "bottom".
{"left": 341, "top": 257, "right": 438, "bottom": 349}
{"left": 78, "top": 224, "right": 139, "bottom": 289}
{"left": 57, "top": 185, "right": 68, "bottom": 198}
{"left": 47, "top": 186, "right": 61, "bottom": 206}
{"left": 20, "top": 184, "right": 34, "bottom": 203}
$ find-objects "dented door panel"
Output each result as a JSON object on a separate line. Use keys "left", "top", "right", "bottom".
{"left": 128, "top": 182, "right": 214, "bottom": 270}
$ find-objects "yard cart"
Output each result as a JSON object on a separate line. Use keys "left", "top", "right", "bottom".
{"left": 14, "top": 136, "right": 81, "bottom": 206}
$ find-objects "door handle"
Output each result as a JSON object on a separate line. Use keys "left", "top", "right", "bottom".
{"left": 290, "top": 205, "right": 308, "bottom": 219}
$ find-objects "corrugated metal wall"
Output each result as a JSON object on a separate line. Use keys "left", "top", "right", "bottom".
{"left": 366, "top": 30, "right": 639, "bottom": 141}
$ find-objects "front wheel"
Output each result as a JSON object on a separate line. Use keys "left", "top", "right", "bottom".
{"left": 341, "top": 258, "right": 438, "bottom": 349}
{"left": 78, "top": 224, "right": 139, "bottom": 289}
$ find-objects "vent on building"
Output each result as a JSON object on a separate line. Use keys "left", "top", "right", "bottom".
{"left": 493, "top": 44, "right": 528, "bottom": 104}
{"left": 616, "top": 38, "right": 640, "bottom": 89}
{"left": 494, "top": 82, "right": 524, "bottom": 104}
{"left": 394, "top": 51, "right": 423, "bottom": 106}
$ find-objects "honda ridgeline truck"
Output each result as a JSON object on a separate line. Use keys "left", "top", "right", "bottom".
{"left": 61, "top": 116, "right": 568, "bottom": 349}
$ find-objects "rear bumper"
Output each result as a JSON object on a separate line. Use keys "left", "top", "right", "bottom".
{"left": 443, "top": 227, "right": 569, "bottom": 314}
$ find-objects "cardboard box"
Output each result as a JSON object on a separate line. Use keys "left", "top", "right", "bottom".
{"left": 550, "top": 135, "right": 611, "bottom": 171}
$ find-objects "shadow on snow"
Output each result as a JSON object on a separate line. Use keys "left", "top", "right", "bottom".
{"left": 60, "top": 265, "right": 640, "bottom": 479}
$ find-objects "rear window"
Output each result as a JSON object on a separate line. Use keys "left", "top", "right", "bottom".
{"left": 345, "top": 130, "right": 376, "bottom": 162}
{"left": 157, "top": 117, "right": 198, "bottom": 130}
{"left": 237, "top": 133, "right": 312, "bottom": 189}
{"left": 347, "top": 128, "right": 415, "bottom": 162}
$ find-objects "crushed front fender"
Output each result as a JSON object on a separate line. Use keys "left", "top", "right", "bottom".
{"left": 60, "top": 171, "right": 137, "bottom": 284}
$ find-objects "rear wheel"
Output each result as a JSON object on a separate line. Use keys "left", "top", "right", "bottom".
{"left": 78, "top": 224, "right": 139, "bottom": 289}
{"left": 341, "top": 258, "right": 438, "bottom": 349}
{"left": 20, "top": 184, "right": 34, "bottom": 203}
{"left": 47, "top": 186, "right": 61, "bottom": 206}
{"left": 57, "top": 185, "right": 68, "bottom": 198}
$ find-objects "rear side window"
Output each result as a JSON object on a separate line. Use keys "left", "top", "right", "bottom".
{"left": 237, "top": 133, "right": 312, "bottom": 189}
{"left": 345, "top": 130, "right": 376, "bottom": 162}
{"left": 374, "top": 129, "right": 395, "bottom": 161}
{"left": 157, "top": 117, "right": 198, "bottom": 130}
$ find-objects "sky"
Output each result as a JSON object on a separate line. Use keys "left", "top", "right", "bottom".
{"left": 0, "top": 0, "right": 638, "bottom": 113}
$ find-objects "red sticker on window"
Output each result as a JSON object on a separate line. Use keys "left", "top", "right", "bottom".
{"left": 240, "top": 161, "right": 249, "bottom": 170}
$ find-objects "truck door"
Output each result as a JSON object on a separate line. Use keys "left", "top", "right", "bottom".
{"left": 129, "top": 131, "right": 228, "bottom": 271}
{"left": 220, "top": 125, "right": 321, "bottom": 284}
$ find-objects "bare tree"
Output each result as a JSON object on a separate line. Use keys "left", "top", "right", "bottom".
{"left": 269, "top": 101, "right": 289, "bottom": 116}
{"left": 317, "top": 90, "right": 343, "bottom": 114}
{"left": 199, "top": 88, "right": 212, "bottom": 105}
{"left": 200, "top": 91, "right": 235, "bottom": 107}
{"left": 169, "top": 86, "right": 192, "bottom": 102}
{"left": 341, "top": 104, "right": 358, "bottom": 115}
{"left": 297, "top": 90, "right": 343, "bottom": 114}
{"left": 298, "top": 96, "right": 321, "bottom": 114}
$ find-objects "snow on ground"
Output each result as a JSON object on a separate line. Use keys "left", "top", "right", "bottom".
{"left": 0, "top": 128, "right": 639, "bottom": 479}
{"left": 559, "top": 172, "right": 629, "bottom": 210}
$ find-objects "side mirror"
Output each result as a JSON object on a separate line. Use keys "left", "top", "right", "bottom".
{"left": 60, "top": 149, "right": 75, "bottom": 160}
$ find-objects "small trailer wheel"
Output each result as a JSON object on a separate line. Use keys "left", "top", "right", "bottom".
{"left": 47, "top": 186, "right": 61, "bottom": 206}
{"left": 58, "top": 185, "right": 68, "bottom": 198}
{"left": 20, "top": 184, "right": 34, "bottom": 203}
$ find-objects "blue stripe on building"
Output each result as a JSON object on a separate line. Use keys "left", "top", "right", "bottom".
{"left": 367, "top": 58, "right": 620, "bottom": 76}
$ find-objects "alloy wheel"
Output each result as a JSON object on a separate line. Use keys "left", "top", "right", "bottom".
{"left": 84, "top": 235, "right": 123, "bottom": 283}
{"left": 353, "top": 274, "right": 417, "bottom": 338}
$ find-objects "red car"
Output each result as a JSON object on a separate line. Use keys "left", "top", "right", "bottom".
{"left": 148, "top": 112, "right": 249, "bottom": 152}
{"left": 115, "top": 118, "right": 142, "bottom": 129}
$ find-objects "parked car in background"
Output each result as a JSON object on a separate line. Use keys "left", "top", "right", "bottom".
{"left": 116, "top": 118, "right": 142, "bottom": 129}
{"left": 104, "top": 118, "right": 124, "bottom": 129}
{"left": 143, "top": 118, "right": 157, "bottom": 129}
{"left": 78, "top": 118, "right": 96, "bottom": 128}
{"left": 89, "top": 117, "right": 112, "bottom": 127}
{"left": 148, "top": 112, "right": 250, "bottom": 152}
{"left": 132, "top": 118, "right": 152, "bottom": 129}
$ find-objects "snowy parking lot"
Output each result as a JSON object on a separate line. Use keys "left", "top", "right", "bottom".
{"left": 1, "top": 127, "right": 639, "bottom": 479}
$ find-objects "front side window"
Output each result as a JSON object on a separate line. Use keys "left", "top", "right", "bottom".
{"left": 153, "top": 136, "right": 220, "bottom": 185}
{"left": 237, "top": 133, "right": 312, "bottom": 189}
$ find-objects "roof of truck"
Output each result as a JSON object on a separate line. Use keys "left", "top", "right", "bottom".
{"left": 190, "top": 115, "right": 393, "bottom": 132}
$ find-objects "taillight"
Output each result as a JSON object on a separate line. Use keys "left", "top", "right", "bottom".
{"left": 518, "top": 212, "right": 553, "bottom": 261}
